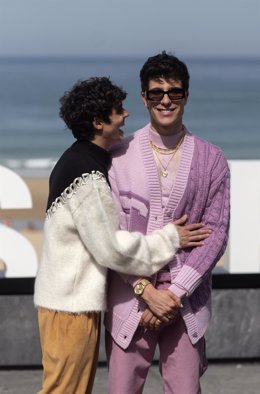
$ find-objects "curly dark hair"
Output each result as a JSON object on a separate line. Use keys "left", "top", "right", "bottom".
{"left": 140, "top": 51, "right": 190, "bottom": 93}
{"left": 59, "top": 77, "right": 127, "bottom": 140}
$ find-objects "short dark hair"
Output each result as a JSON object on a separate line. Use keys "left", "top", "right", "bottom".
{"left": 59, "top": 77, "right": 127, "bottom": 140}
{"left": 140, "top": 51, "right": 190, "bottom": 93}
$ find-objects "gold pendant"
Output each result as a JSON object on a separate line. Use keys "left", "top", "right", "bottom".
{"left": 162, "top": 170, "right": 168, "bottom": 177}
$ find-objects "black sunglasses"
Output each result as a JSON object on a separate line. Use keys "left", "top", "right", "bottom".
{"left": 145, "top": 87, "right": 185, "bottom": 102}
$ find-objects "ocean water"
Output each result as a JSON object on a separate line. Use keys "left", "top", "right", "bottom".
{"left": 0, "top": 56, "right": 259, "bottom": 175}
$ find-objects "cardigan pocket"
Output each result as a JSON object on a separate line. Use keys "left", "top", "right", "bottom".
{"left": 119, "top": 196, "right": 131, "bottom": 229}
{"left": 120, "top": 195, "right": 149, "bottom": 233}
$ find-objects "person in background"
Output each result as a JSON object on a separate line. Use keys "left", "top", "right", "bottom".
{"left": 34, "top": 76, "right": 211, "bottom": 394}
{"left": 105, "top": 52, "right": 230, "bottom": 394}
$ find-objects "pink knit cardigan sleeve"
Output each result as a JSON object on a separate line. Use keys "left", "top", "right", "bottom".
{"left": 169, "top": 150, "right": 230, "bottom": 298}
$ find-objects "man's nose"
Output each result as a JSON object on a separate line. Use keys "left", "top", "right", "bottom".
{"left": 160, "top": 93, "right": 172, "bottom": 106}
{"left": 123, "top": 109, "right": 129, "bottom": 118}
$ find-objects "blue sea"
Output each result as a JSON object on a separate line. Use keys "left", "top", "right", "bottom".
{"left": 0, "top": 56, "right": 259, "bottom": 176}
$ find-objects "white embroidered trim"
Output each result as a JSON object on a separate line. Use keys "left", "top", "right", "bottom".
{"left": 46, "top": 170, "right": 108, "bottom": 219}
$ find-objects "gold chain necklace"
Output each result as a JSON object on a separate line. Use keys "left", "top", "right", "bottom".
{"left": 150, "top": 142, "right": 179, "bottom": 155}
{"left": 149, "top": 126, "right": 185, "bottom": 154}
{"left": 150, "top": 129, "right": 185, "bottom": 177}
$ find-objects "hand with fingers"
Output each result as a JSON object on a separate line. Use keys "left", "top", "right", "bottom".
{"left": 173, "top": 214, "right": 212, "bottom": 248}
{"left": 140, "top": 285, "right": 182, "bottom": 323}
{"left": 139, "top": 308, "right": 162, "bottom": 330}
{"left": 140, "top": 308, "right": 179, "bottom": 330}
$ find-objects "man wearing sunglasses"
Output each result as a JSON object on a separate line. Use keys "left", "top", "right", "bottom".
{"left": 105, "top": 52, "right": 230, "bottom": 394}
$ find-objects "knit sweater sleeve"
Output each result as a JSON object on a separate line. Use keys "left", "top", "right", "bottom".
{"left": 168, "top": 152, "right": 230, "bottom": 298}
{"left": 67, "top": 173, "right": 180, "bottom": 276}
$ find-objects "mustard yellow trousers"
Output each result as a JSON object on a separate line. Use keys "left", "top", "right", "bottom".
{"left": 37, "top": 308, "right": 100, "bottom": 394}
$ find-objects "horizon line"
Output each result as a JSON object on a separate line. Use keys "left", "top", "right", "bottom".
{"left": 0, "top": 53, "right": 259, "bottom": 61}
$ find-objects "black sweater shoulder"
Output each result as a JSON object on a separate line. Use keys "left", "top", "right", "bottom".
{"left": 46, "top": 140, "right": 111, "bottom": 211}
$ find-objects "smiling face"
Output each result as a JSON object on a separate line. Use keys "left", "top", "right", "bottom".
{"left": 103, "top": 106, "right": 129, "bottom": 144}
{"left": 93, "top": 105, "right": 129, "bottom": 149}
{"left": 142, "top": 78, "right": 188, "bottom": 136}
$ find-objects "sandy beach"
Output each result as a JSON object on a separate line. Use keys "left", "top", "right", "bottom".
{"left": 1, "top": 177, "right": 49, "bottom": 222}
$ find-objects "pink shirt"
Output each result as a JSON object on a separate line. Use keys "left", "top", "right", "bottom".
{"left": 150, "top": 127, "right": 184, "bottom": 280}
{"left": 149, "top": 127, "right": 184, "bottom": 214}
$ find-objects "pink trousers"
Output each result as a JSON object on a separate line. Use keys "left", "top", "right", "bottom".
{"left": 105, "top": 316, "right": 207, "bottom": 394}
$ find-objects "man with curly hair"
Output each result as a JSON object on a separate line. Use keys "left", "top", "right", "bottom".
{"left": 34, "top": 76, "right": 210, "bottom": 394}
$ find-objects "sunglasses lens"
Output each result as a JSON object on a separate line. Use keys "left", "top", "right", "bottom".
{"left": 147, "top": 89, "right": 164, "bottom": 101}
{"left": 168, "top": 88, "right": 185, "bottom": 100}
{"left": 147, "top": 88, "right": 185, "bottom": 101}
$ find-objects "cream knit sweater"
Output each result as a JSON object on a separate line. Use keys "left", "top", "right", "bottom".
{"left": 34, "top": 171, "right": 180, "bottom": 313}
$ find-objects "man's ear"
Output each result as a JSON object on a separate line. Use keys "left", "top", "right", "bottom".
{"left": 141, "top": 92, "right": 148, "bottom": 108}
{"left": 92, "top": 118, "right": 103, "bottom": 130}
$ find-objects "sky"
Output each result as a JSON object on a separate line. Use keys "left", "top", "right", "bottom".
{"left": 0, "top": 0, "right": 259, "bottom": 58}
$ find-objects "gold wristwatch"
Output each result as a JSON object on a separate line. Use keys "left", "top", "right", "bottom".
{"left": 133, "top": 279, "right": 151, "bottom": 296}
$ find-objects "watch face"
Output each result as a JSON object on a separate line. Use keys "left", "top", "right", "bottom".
{"left": 134, "top": 283, "right": 144, "bottom": 295}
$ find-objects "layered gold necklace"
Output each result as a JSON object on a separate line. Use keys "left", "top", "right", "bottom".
{"left": 150, "top": 127, "right": 185, "bottom": 177}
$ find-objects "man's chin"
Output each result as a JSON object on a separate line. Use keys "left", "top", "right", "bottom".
{"left": 115, "top": 130, "right": 124, "bottom": 143}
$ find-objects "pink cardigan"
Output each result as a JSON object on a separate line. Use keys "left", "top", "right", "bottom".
{"left": 105, "top": 125, "right": 230, "bottom": 348}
